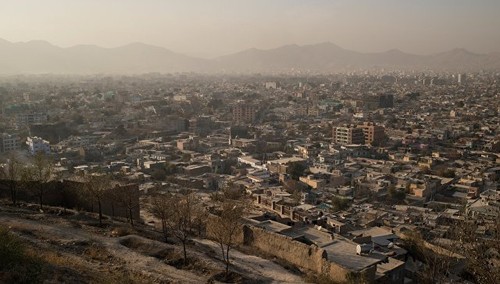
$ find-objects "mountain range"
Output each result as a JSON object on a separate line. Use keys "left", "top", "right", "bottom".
{"left": 0, "top": 38, "right": 499, "bottom": 74}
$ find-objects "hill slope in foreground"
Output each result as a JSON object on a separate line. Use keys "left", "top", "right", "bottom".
{"left": 0, "top": 202, "right": 304, "bottom": 284}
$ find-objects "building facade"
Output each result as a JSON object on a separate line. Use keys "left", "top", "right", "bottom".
{"left": 333, "top": 125, "right": 365, "bottom": 145}
{"left": 232, "top": 104, "right": 257, "bottom": 125}
{"left": 16, "top": 112, "right": 48, "bottom": 126}
{"left": 26, "top": 136, "right": 50, "bottom": 155}
{"left": 0, "top": 133, "right": 21, "bottom": 153}
{"left": 357, "top": 122, "right": 386, "bottom": 145}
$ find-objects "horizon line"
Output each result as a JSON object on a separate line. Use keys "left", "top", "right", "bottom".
{"left": 0, "top": 37, "right": 497, "bottom": 60}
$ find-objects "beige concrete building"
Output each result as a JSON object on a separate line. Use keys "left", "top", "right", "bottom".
{"left": 232, "top": 104, "right": 257, "bottom": 125}
{"left": 357, "top": 122, "right": 386, "bottom": 145}
{"left": 332, "top": 125, "right": 365, "bottom": 145}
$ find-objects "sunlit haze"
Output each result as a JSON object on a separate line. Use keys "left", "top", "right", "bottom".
{"left": 1, "top": 0, "right": 499, "bottom": 58}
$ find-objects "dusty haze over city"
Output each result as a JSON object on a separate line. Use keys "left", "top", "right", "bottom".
{"left": 0, "top": 1, "right": 499, "bottom": 284}
{"left": 1, "top": 0, "right": 499, "bottom": 58}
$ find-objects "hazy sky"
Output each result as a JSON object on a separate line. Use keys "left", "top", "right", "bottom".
{"left": 1, "top": 0, "right": 499, "bottom": 58}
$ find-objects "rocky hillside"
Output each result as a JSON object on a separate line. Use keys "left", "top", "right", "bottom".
{"left": 0, "top": 201, "right": 305, "bottom": 284}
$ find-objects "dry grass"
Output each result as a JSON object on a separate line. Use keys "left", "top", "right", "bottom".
{"left": 83, "top": 242, "right": 113, "bottom": 261}
{"left": 110, "top": 226, "right": 137, "bottom": 237}
{"left": 119, "top": 235, "right": 174, "bottom": 259}
{"left": 34, "top": 243, "right": 139, "bottom": 284}
{"left": 0, "top": 227, "right": 44, "bottom": 284}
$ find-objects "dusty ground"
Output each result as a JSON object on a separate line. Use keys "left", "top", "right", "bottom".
{"left": 0, "top": 202, "right": 305, "bottom": 283}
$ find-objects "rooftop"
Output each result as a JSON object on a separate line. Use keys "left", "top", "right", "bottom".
{"left": 322, "top": 238, "right": 387, "bottom": 271}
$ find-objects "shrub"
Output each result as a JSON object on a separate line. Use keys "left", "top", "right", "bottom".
{"left": 0, "top": 226, "right": 44, "bottom": 283}
{"left": 0, "top": 226, "right": 25, "bottom": 269}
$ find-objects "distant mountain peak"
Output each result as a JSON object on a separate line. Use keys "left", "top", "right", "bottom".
{"left": 313, "top": 41, "right": 341, "bottom": 48}
{"left": 122, "top": 42, "right": 155, "bottom": 48}
{"left": 445, "top": 48, "right": 478, "bottom": 56}
{"left": 118, "top": 42, "right": 169, "bottom": 50}
{"left": 283, "top": 43, "right": 299, "bottom": 47}
{"left": 0, "top": 38, "right": 498, "bottom": 74}
{"left": 385, "top": 48, "right": 404, "bottom": 54}
{"left": 21, "top": 40, "right": 56, "bottom": 47}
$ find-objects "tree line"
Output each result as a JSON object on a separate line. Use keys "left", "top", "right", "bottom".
{"left": 149, "top": 187, "right": 248, "bottom": 279}
{"left": 0, "top": 152, "right": 140, "bottom": 226}
{"left": 2, "top": 154, "right": 249, "bottom": 280}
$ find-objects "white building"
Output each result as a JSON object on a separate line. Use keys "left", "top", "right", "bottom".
{"left": 26, "top": 136, "right": 50, "bottom": 155}
{"left": 458, "top": 73, "right": 466, "bottom": 85}
{"left": 265, "top": 81, "right": 278, "bottom": 89}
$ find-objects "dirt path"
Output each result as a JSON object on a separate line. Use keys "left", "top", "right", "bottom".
{"left": 194, "top": 238, "right": 305, "bottom": 284}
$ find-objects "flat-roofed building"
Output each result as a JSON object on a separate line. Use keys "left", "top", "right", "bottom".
{"left": 333, "top": 125, "right": 365, "bottom": 145}
{"left": 0, "top": 133, "right": 20, "bottom": 153}
{"left": 357, "top": 122, "right": 386, "bottom": 145}
{"left": 26, "top": 136, "right": 50, "bottom": 155}
{"left": 16, "top": 112, "right": 47, "bottom": 125}
{"left": 232, "top": 104, "right": 257, "bottom": 125}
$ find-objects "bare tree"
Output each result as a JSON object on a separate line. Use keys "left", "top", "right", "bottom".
{"left": 447, "top": 218, "right": 500, "bottom": 284}
{"left": 150, "top": 193, "right": 172, "bottom": 242}
{"left": 168, "top": 192, "right": 201, "bottom": 264}
{"left": 403, "top": 231, "right": 457, "bottom": 284}
{"left": 3, "top": 153, "right": 22, "bottom": 205}
{"left": 85, "top": 173, "right": 111, "bottom": 226}
{"left": 22, "top": 153, "right": 54, "bottom": 210}
{"left": 150, "top": 191, "right": 205, "bottom": 263}
{"left": 112, "top": 184, "right": 140, "bottom": 226}
{"left": 208, "top": 199, "right": 246, "bottom": 278}
{"left": 191, "top": 199, "right": 207, "bottom": 237}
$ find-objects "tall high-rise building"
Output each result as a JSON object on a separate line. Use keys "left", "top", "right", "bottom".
{"left": 458, "top": 73, "right": 466, "bottom": 85}
{"left": 332, "top": 125, "right": 365, "bottom": 145}
{"left": 232, "top": 104, "right": 257, "bottom": 125}
{"left": 357, "top": 122, "right": 386, "bottom": 145}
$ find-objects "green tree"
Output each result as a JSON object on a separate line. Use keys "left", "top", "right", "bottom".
{"left": 288, "top": 162, "right": 307, "bottom": 180}
{"left": 165, "top": 162, "right": 177, "bottom": 175}
{"left": 388, "top": 186, "right": 406, "bottom": 203}
{"left": 331, "top": 196, "right": 351, "bottom": 212}
{"left": 151, "top": 168, "right": 167, "bottom": 181}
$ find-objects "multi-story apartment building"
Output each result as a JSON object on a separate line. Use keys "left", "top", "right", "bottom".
{"left": 16, "top": 112, "right": 48, "bottom": 126}
{"left": 232, "top": 104, "right": 257, "bottom": 125}
{"left": 357, "top": 122, "right": 386, "bottom": 145}
{"left": 332, "top": 125, "right": 365, "bottom": 145}
{"left": 0, "top": 133, "right": 21, "bottom": 153}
